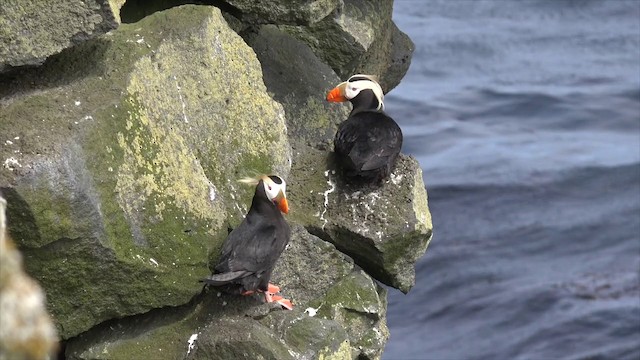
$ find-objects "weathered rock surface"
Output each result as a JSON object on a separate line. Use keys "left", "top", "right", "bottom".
{"left": 0, "top": 0, "right": 121, "bottom": 72}
{"left": 64, "top": 226, "right": 387, "bottom": 359}
{"left": 242, "top": 24, "right": 350, "bottom": 150}
{"left": 224, "top": 0, "right": 339, "bottom": 25}
{"left": 288, "top": 147, "right": 432, "bottom": 293}
{"left": 0, "top": 5, "right": 290, "bottom": 339}
{"left": 279, "top": 0, "right": 414, "bottom": 92}
{"left": 119, "top": 0, "right": 413, "bottom": 92}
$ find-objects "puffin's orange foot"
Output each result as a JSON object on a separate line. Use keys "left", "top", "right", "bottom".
{"left": 263, "top": 293, "right": 293, "bottom": 310}
{"left": 271, "top": 295, "right": 293, "bottom": 310}
{"left": 267, "top": 283, "right": 281, "bottom": 295}
{"left": 264, "top": 291, "right": 273, "bottom": 303}
{"left": 241, "top": 290, "right": 255, "bottom": 296}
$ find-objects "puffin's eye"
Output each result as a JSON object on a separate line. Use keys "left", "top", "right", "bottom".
{"left": 268, "top": 185, "right": 272, "bottom": 190}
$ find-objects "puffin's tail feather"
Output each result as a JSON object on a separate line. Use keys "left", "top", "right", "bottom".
{"left": 200, "top": 271, "right": 248, "bottom": 285}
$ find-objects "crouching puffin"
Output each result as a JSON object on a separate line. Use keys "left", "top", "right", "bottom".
{"left": 327, "top": 74, "right": 403, "bottom": 184}
{"left": 200, "top": 175, "right": 293, "bottom": 310}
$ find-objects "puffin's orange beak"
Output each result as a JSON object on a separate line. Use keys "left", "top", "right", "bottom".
{"left": 326, "top": 82, "right": 348, "bottom": 102}
{"left": 275, "top": 191, "right": 289, "bottom": 214}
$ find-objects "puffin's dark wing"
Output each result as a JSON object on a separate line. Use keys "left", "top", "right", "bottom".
{"left": 200, "top": 270, "right": 250, "bottom": 285}
{"left": 357, "top": 121, "right": 402, "bottom": 171}
{"left": 216, "top": 216, "right": 286, "bottom": 276}
{"left": 336, "top": 113, "right": 402, "bottom": 172}
{"left": 213, "top": 218, "right": 253, "bottom": 274}
{"left": 334, "top": 120, "right": 359, "bottom": 156}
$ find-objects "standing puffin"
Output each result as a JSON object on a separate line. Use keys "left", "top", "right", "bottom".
{"left": 327, "top": 74, "right": 403, "bottom": 184}
{"left": 201, "top": 175, "right": 293, "bottom": 310}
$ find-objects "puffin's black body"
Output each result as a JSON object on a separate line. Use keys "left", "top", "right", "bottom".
{"left": 330, "top": 76, "right": 403, "bottom": 183}
{"left": 201, "top": 178, "right": 291, "bottom": 295}
{"left": 335, "top": 110, "right": 402, "bottom": 182}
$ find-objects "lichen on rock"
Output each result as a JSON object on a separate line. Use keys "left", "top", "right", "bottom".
{"left": 64, "top": 226, "right": 385, "bottom": 360}
{"left": 223, "top": 0, "right": 340, "bottom": 25}
{"left": 1, "top": 4, "right": 291, "bottom": 339}
{"left": 278, "top": 0, "right": 414, "bottom": 92}
{"left": 0, "top": 0, "right": 121, "bottom": 72}
{"left": 288, "top": 146, "right": 432, "bottom": 293}
{"left": 242, "top": 24, "right": 350, "bottom": 150}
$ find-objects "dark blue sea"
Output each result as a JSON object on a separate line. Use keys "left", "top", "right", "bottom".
{"left": 384, "top": 1, "right": 640, "bottom": 359}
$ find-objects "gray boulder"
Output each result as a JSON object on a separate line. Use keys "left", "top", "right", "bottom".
{"left": 224, "top": 0, "right": 340, "bottom": 25}
{"left": 0, "top": 5, "right": 290, "bottom": 339}
{"left": 0, "top": 0, "right": 122, "bottom": 72}
{"left": 279, "top": 0, "right": 414, "bottom": 92}
{"left": 65, "top": 225, "right": 387, "bottom": 360}
{"left": 242, "top": 24, "right": 350, "bottom": 150}
{"left": 0, "top": 194, "right": 58, "bottom": 359}
{"left": 288, "top": 147, "right": 432, "bottom": 293}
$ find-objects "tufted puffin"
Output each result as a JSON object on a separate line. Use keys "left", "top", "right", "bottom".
{"left": 200, "top": 175, "right": 293, "bottom": 310}
{"left": 327, "top": 74, "right": 403, "bottom": 184}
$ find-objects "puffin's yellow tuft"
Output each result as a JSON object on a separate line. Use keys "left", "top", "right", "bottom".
{"left": 349, "top": 74, "right": 380, "bottom": 83}
{"left": 237, "top": 176, "right": 263, "bottom": 186}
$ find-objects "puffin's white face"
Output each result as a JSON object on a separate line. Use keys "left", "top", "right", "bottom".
{"left": 262, "top": 175, "right": 288, "bottom": 214}
{"left": 327, "top": 74, "right": 385, "bottom": 111}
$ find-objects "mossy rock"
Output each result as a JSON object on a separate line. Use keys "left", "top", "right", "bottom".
{"left": 278, "top": 0, "right": 413, "bottom": 92}
{"left": 64, "top": 226, "right": 380, "bottom": 360}
{"left": 305, "top": 270, "right": 389, "bottom": 359}
{"left": 0, "top": 0, "right": 120, "bottom": 72}
{"left": 223, "top": 0, "right": 339, "bottom": 25}
{"left": 0, "top": 4, "right": 290, "bottom": 339}
{"left": 288, "top": 146, "right": 433, "bottom": 293}
{"left": 242, "top": 24, "right": 350, "bottom": 150}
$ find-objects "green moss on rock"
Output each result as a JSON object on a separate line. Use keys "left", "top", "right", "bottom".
{"left": 225, "top": 0, "right": 339, "bottom": 25}
{"left": 1, "top": 5, "right": 291, "bottom": 339}
{"left": 0, "top": 0, "right": 119, "bottom": 71}
{"left": 308, "top": 270, "right": 389, "bottom": 359}
{"left": 64, "top": 224, "right": 384, "bottom": 360}
{"left": 242, "top": 24, "right": 349, "bottom": 149}
{"left": 287, "top": 144, "right": 432, "bottom": 293}
{"left": 319, "top": 340, "right": 352, "bottom": 360}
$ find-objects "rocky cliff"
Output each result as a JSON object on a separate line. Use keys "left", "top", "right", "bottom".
{"left": 0, "top": 1, "right": 430, "bottom": 359}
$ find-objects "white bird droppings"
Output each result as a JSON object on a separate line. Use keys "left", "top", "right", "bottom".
{"left": 390, "top": 173, "right": 404, "bottom": 185}
{"left": 304, "top": 303, "right": 322, "bottom": 317}
{"left": 3, "top": 157, "right": 21, "bottom": 171}
{"left": 149, "top": 258, "right": 159, "bottom": 267}
{"left": 173, "top": 75, "right": 189, "bottom": 123}
{"left": 186, "top": 333, "right": 198, "bottom": 355}
{"left": 304, "top": 306, "right": 321, "bottom": 317}
{"left": 208, "top": 182, "right": 216, "bottom": 202}
{"left": 319, "top": 170, "right": 336, "bottom": 229}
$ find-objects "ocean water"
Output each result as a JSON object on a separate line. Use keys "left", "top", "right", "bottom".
{"left": 384, "top": 1, "right": 640, "bottom": 359}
